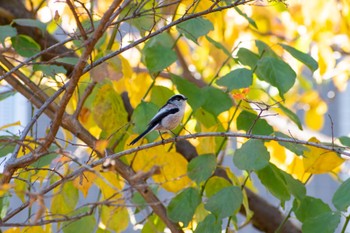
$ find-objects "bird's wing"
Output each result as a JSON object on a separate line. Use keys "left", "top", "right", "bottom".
{"left": 148, "top": 107, "right": 179, "bottom": 128}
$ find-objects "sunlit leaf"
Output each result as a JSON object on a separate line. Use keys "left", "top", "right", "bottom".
{"left": 0, "top": 25, "right": 17, "bottom": 46}
{"left": 236, "top": 110, "right": 274, "bottom": 135}
{"left": 51, "top": 181, "right": 79, "bottom": 215}
{"left": 194, "top": 214, "right": 221, "bottom": 233}
{"left": 132, "top": 147, "right": 191, "bottom": 192}
{"left": 233, "top": 139, "right": 270, "bottom": 171}
{"left": 204, "top": 186, "right": 243, "bottom": 219}
{"left": 280, "top": 43, "right": 318, "bottom": 72}
{"left": 11, "top": 35, "right": 41, "bottom": 57}
{"left": 205, "top": 177, "right": 232, "bottom": 198}
{"left": 101, "top": 206, "right": 129, "bottom": 232}
{"left": 256, "top": 57, "right": 296, "bottom": 99}
{"left": 177, "top": 17, "right": 214, "bottom": 44}
{"left": 303, "top": 137, "right": 344, "bottom": 174}
{"left": 187, "top": 154, "right": 216, "bottom": 184}
{"left": 73, "top": 171, "right": 97, "bottom": 198}
{"left": 142, "top": 214, "right": 166, "bottom": 233}
{"left": 167, "top": 187, "right": 201, "bottom": 226}
{"left": 216, "top": 68, "right": 253, "bottom": 91}
{"left": 92, "top": 83, "right": 128, "bottom": 136}
{"left": 332, "top": 178, "right": 350, "bottom": 211}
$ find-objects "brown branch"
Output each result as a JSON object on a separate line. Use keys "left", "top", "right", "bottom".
{"left": 65, "top": 0, "right": 88, "bottom": 40}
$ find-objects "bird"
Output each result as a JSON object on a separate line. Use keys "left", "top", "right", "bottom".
{"left": 129, "top": 94, "right": 188, "bottom": 145}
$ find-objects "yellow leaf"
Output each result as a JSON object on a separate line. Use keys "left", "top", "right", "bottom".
{"left": 92, "top": 83, "right": 128, "bottom": 136}
{"left": 95, "top": 171, "right": 124, "bottom": 199}
{"left": 0, "top": 121, "right": 21, "bottom": 131}
{"left": 0, "top": 183, "right": 13, "bottom": 197}
{"left": 95, "top": 140, "right": 109, "bottom": 154}
{"left": 73, "top": 171, "right": 97, "bottom": 198}
{"left": 286, "top": 155, "right": 311, "bottom": 183}
{"left": 22, "top": 226, "right": 45, "bottom": 233}
{"left": 3, "top": 228, "right": 20, "bottom": 233}
{"left": 303, "top": 137, "right": 344, "bottom": 174}
{"left": 132, "top": 147, "right": 191, "bottom": 193}
{"left": 100, "top": 206, "right": 129, "bottom": 232}
{"left": 266, "top": 140, "right": 287, "bottom": 167}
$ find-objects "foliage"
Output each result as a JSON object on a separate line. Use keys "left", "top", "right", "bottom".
{"left": 1, "top": 0, "right": 350, "bottom": 232}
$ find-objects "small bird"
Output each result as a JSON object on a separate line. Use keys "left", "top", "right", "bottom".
{"left": 129, "top": 94, "right": 188, "bottom": 145}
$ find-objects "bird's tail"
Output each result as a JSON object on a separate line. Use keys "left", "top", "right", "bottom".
{"left": 128, "top": 126, "right": 154, "bottom": 145}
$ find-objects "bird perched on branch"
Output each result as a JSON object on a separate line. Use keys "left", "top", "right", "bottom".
{"left": 129, "top": 94, "right": 188, "bottom": 145}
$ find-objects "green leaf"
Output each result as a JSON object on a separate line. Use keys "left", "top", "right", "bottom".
{"left": 63, "top": 215, "right": 96, "bottom": 233}
{"left": 332, "top": 178, "right": 350, "bottom": 211}
{"left": 275, "top": 132, "right": 309, "bottom": 156}
{"left": 277, "top": 102, "right": 303, "bottom": 130}
{"left": 167, "top": 187, "right": 201, "bottom": 227}
{"left": 233, "top": 139, "right": 270, "bottom": 171}
{"left": 255, "top": 40, "right": 279, "bottom": 58}
{"left": 293, "top": 196, "right": 331, "bottom": 222}
{"left": 339, "top": 136, "right": 350, "bottom": 147}
{"left": 234, "top": 7, "right": 258, "bottom": 29}
{"left": 33, "top": 64, "right": 67, "bottom": 77}
{"left": 302, "top": 212, "right": 341, "bottom": 233}
{"left": 205, "top": 35, "right": 232, "bottom": 58}
{"left": 177, "top": 17, "right": 214, "bottom": 44}
{"left": 132, "top": 101, "right": 159, "bottom": 142}
{"left": 194, "top": 108, "right": 218, "bottom": 128}
{"left": 100, "top": 206, "right": 129, "bottom": 232}
{"left": 0, "top": 136, "right": 16, "bottom": 158}
{"left": 216, "top": 68, "right": 253, "bottom": 91}
{"left": 172, "top": 74, "right": 204, "bottom": 111}
{"left": 55, "top": 57, "right": 80, "bottom": 65}
{"left": 256, "top": 163, "right": 291, "bottom": 202}
{"left": 0, "top": 196, "right": 10, "bottom": 219}
{"left": 201, "top": 86, "right": 232, "bottom": 116}
{"left": 280, "top": 43, "right": 318, "bottom": 72}
{"left": 188, "top": 154, "right": 217, "bottom": 184}
{"left": 0, "top": 25, "right": 17, "bottom": 46}
{"left": 13, "top": 19, "right": 46, "bottom": 33}
{"left": 11, "top": 35, "right": 41, "bottom": 57}
{"left": 29, "top": 153, "right": 57, "bottom": 168}
{"left": 256, "top": 57, "right": 296, "bottom": 98}
{"left": 281, "top": 171, "right": 306, "bottom": 200}
{"left": 143, "top": 46, "right": 177, "bottom": 73}
{"left": 51, "top": 182, "right": 79, "bottom": 215}
{"left": 237, "top": 48, "right": 259, "bottom": 69}
{"left": 236, "top": 110, "right": 274, "bottom": 135}
{"left": 204, "top": 186, "right": 243, "bottom": 219}
{"left": 194, "top": 214, "right": 221, "bottom": 233}
{"left": 204, "top": 176, "right": 232, "bottom": 198}
{"left": 150, "top": 86, "right": 175, "bottom": 107}
{"left": 0, "top": 90, "right": 16, "bottom": 102}
{"left": 142, "top": 214, "right": 166, "bottom": 233}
